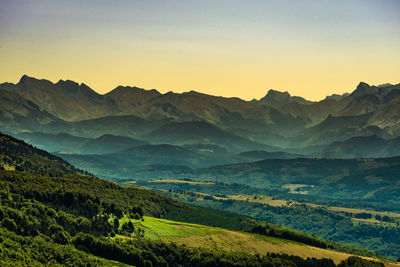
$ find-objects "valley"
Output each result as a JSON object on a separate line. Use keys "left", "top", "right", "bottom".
{"left": 0, "top": 132, "right": 395, "bottom": 266}
{"left": 133, "top": 179, "right": 400, "bottom": 259}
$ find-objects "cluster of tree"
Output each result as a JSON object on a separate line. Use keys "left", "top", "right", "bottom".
{"left": 114, "top": 219, "right": 145, "bottom": 237}
{"left": 338, "top": 257, "right": 384, "bottom": 267}
{"left": 354, "top": 213, "right": 372, "bottom": 219}
{"left": 0, "top": 227, "right": 103, "bottom": 266}
{"left": 251, "top": 224, "right": 333, "bottom": 250}
{"left": 375, "top": 215, "right": 394, "bottom": 223}
{"left": 0, "top": 170, "right": 259, "bottom": 232}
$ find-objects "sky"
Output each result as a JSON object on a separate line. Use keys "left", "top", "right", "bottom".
{"left": 0, "top": 0, "right": 399, "bottom": 101}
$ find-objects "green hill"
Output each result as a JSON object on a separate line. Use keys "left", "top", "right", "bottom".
{"left": 0, "top": 132, "right": 81, "bottom": 175}
{"left": 0, "top": 132, "right": 392, "bottom": 266}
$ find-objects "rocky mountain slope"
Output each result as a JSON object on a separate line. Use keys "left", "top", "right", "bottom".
{"left": 1, "top": 75, "right": 399, "bottom": 151}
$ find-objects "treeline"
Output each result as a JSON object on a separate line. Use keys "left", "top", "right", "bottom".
{"left": 0, "top": 170, "right": 258, "bottom": 231}
{"left": 251, "top": 224, "right": 333, "bottom": 249}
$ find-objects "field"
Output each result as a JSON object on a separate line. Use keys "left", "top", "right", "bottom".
{"left": 229, "top": 194, "right": 400, "bottom": 225}
{"left": 115, "top": 216, "right": 398, "bottom": 266}
{"left": 143, "top": 179, "right": 400, "bottom": 226}
{"left": 282, "top": 184, "right": 315, "bottom": 194}
{"left": 212, "top": 193, "right": 400, "bottom": 226}
{"left": 151, "top": 179, "right": 215, "bottom": 185}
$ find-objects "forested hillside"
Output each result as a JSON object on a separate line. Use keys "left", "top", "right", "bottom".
{"left": 0, "top": 132, "right": 81, "bottom": 175}
{"left": 0, "top": 132, "right": 391, "bottom": 266}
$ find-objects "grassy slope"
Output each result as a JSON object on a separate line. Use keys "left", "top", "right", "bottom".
{"left": 116, "top": 216, "right": 399, "bottom": 266}
{"left": 134, "top": 180, "right": 400, "bottom": 259}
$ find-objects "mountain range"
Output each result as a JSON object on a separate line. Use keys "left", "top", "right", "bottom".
{"left": 15, "top": 132, "right": 149, "bottom": 154}
{"left": 1, "top": 75, "right": 400, "bottom": 153}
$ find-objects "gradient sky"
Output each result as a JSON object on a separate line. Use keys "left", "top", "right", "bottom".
{"left": 1, "top": 0, "right": 399, "bottom": 100}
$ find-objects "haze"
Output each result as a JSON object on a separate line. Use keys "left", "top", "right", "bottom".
{"left": 1, "top": 0, "right": 399, "bottom": 100}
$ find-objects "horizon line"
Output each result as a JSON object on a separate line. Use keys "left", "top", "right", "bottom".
{"left": 3, "top": 74, "right": 399, "bottom": 102}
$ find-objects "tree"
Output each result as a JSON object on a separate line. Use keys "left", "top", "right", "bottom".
{"left": 113, "top": 218, "right": 119, "bottom": 232}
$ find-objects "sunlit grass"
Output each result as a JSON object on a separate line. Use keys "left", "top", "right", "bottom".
{"left": 119, "top": 216, "right": 214, "bottom": 240}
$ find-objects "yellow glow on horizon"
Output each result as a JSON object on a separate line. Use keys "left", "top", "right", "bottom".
{"left": 1, "top": 35, "right": 399, "bottom": 101}
{"left": 1, "top": 1, "right": 399, "bottom": 101}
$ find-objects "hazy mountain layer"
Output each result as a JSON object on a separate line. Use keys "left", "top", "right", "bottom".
{"left": 1, "top": 75, "right": 400, "bottom": 152}
{"left": 141, "top": 120, "right": 280, "bottom": 152}
{"left": 317, "top": 135, "right": 400, "bottom": 158}
{"left": 16, "top": 132, "right": 149, "bottom": 154}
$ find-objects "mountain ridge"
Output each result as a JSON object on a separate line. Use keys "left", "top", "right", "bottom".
{"left": 1, "top": 75, "right": 400, "bottom": 151}
{"left": 3, "top": 75, "right": 398, "bottom": 105}
{"left": 259, "top": 89, "right": 313, "bottom": 107}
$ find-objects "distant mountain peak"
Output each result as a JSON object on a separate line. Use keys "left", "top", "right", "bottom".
{"left": 266, "top": 89, "right": 291, "bottom": 97}
{"left": 356, "top": 82, "right": 371, "bottom": 90}
{"left": 19, "top": 74, "right": 30, "bottom": 83}
{"left": 350, "top": 82, "right": 374, "bottom": 98}
{"left": 16, "top": 76, "right": 93, "bottom": 96}
{"left": 54, "top": 79, "right": 101, "bottom": 98}
{"left": 56, "top": 79, "right": 89, "bottom": 88}
{"left": 80, "top": 82, "right": 91, "bottom": 89}
{"left": 18, "top": 74, "right": 40, "bottom": 85}
{"left": 17, "top": 75, "right": 53, "bottom": 90}
{"left": 325, "top": 93, "right": 350, "bottom": 101}
{"left": 377, "top": 83, "right": 393, "bottom": 88}
{"left": 355, "top": 82, "right": 371, "bottom": 92}
{"left": 259, "top": 89, "right": 311, "bottom": 107}
{"left": 56, "top": 79, "right": 79, "bottom": 86}
{"left": 115, "top": 85, "right": 142, "bottom": 91}
{"left": 107, "top": 85, "right": 160, "bottom": 96}
{"left": 185, "top": 90, "right": 209, "bottom": 97}
{"left": 259, "top": 89, "right": 291, "bottom": 105}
